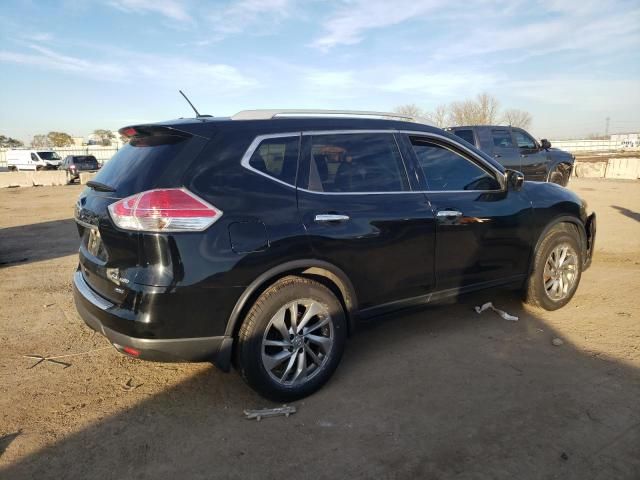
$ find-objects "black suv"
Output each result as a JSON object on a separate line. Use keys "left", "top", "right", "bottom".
{"left": 62, "top": 155, "right": 100, "bottom": 182}
{"left": 73, "top": 110, "right": 596, "bottom": 400}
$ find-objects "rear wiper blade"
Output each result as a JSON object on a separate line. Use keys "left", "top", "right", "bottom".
{"left": 86, "top": 180, "right": 116, "bottom": 192}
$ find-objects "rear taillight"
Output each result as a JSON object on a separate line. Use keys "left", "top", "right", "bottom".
{"left": 108, "top": 188, "right": 222, "bottom": 232}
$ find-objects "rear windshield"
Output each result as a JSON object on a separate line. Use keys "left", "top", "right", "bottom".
{"left": 452, "top": 129, "right": 475, "bottom": 145}
{"left": 74, "top": 156, "right": 98, "bottom": 165}
{"left": 91, "top": 135, "right": 198, "bottom": 196}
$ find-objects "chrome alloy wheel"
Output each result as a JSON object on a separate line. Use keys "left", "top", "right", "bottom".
{"left": 543, "top": 243, "right": 578, "bottom": 301}
{"left": 261, "top": 299, "right": 333, "bottom": 386}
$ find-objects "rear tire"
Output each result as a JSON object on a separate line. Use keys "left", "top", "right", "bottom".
{"left": 237, "top": 276, "right": 347, "bottom": 401}
{"left": 525, "top": 224, "right": 582, "bottom": 310}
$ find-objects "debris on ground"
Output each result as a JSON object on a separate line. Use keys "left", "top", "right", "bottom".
{"left": 244, "top": 406, "right": 296, "bottom": 421}
{"left": 474, "top": 302, "right": 519, "bottom": 321}
{"left": 552, "top": 338, "right": 564, "bottom": 346}
{"left": 23, "top": 345, "right": 112, "bottom": 369}
{"left": 122, "top": 378, "right": 143, "bottom": 391}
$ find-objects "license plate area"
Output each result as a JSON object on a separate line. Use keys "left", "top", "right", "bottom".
{"left": 83, "top": 226, "right": 108, "bottom": 261}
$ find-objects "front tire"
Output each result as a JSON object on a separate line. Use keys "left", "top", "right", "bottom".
{"left": 525, "top": 224, "right": 582, "bottom": 310}
{"left": 549, "top": 165, "right": 570, "bottom": 186}
{"left": 237, "top": 276, "right": 347, "bottom": 401}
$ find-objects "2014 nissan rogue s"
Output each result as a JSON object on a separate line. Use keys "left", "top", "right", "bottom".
{"left": 73, "top": 110, "right": 596, "bottom": 400}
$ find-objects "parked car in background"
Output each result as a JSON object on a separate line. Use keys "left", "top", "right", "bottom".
{"left": 73, "top": 110, "right": 595, "bottom": 401}
{"left": 6, "top": 149, "right": 62, "bottom": 171}
{"left": 445, "top": 126, "right": 574, "bottom": 186}
{"left": 61, "top": 155, "right": 100, "bottom": 182}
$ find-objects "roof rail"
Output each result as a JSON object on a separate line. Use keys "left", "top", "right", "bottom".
{"left": 230, "top": 109, "right": 432, "bottom": 125}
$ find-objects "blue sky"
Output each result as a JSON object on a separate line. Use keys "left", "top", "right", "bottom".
{"left": 0, "top": 0, "right": 639, "bottom": 142}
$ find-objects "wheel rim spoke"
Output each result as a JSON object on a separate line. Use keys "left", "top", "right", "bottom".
{"left": 296, "top": 302, "right": 322, "bottom": 333}
{"left": 543, "top": 242, "right": 579, "bottom": 301}
{"left": 263, "top": 350, "right": 293, "bottom": 372}
{"left": 261, "top": 299, "right": 333, "bottom": 386}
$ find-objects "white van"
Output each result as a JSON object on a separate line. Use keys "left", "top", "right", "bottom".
{"left": 7, "top": 150, "right": 62, "bottom": 171}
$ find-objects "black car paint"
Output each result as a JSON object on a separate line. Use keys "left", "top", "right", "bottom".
{"left": 446, "top": 125, "right": 575, "bottom": 182}
{"left": 73, "top": 117, "right": 594, "bottom": 371}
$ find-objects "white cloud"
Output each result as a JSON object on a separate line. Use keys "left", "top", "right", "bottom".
{"left": 0, "top": 43, "right": 257, "bottom": 92}
{"left": 108, "top": 0, "right": 192, "bottom": 22}
{"left": 311, "top": 0, "right": 447, "bottom": 51}
{"left": 208, "top": 0, "right": 294, "bottom": 37}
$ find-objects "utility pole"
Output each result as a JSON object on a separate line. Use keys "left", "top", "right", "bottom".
{"left": 605, "top": 117, "right": 610, "bottom": 137}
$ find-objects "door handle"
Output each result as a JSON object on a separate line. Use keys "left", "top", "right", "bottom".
{"left": 436, "top": 210, "right": 463, "bottom": 218}
{"left": 314, "top": 214, "right": 350, "bottom": 223}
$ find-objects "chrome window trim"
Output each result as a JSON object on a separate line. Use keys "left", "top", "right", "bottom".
{"left": 239, "top": 129, "right": 506, "bottom": 194}
{"left": 240, "top": 132, "right": 302, "bottom": 189}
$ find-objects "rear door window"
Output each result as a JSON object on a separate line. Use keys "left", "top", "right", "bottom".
{"left": 305, "top": 133, "right": 409, "bottom": 193}
{"left": 247, "top": 136, "right": 299, "bottom": 186}
{"left": 491, "top": 130, "right": 514, "bottom": 148}
{"left": 411, "top": 137, "right": 500, "bottom": 191}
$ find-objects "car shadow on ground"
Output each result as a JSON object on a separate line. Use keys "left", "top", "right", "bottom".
{"left": 0, "top": 219, "right": 78, "bottom": 267}
{"left": 611, "top": 205, "right": 640, "bottom": 223}
{"left": 1, "top": 289, "right": 639, "bottom": 480}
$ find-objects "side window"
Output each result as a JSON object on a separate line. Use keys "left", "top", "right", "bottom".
{"left": 453, "top": 129, "right": 475, "bottom": 145}
{"left": 31, "top": 153, "right": 39, "bottom": 162}
{"left": 513, "top": 130, "right": 537, "bottom": 150}
{"left": 306, "top": 133, "right": 408, "bottom": 193}
{"left": 492, "top": 130, "right": 514, "bottom": 148}
{"left": 248, "top": 136, "right": 299, "bottom": 186}
{"left": 411, "top": 138, "right": 501, "bottom": 191}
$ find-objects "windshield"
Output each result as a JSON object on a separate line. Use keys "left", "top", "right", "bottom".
{"left": 37, "top": 152, "right": 61, "bottom": 161}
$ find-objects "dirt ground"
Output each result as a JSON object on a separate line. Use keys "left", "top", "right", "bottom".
{"left": 0, "top": 178, "right": 639, "bottom": 479}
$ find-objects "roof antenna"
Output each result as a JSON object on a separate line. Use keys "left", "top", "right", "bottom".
{"left": 179, "top": 90, "right": 210, "bottom": 118}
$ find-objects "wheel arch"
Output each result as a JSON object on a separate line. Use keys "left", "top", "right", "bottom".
{"left": 532, "top": 215, "right": 587, "bottom": 266}
{"left": 223, "top": 258, "right": 358, "bottom": 344}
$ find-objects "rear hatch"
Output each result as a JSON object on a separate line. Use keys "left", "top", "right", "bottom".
{"left": 75, "top": 156, "right": 99, "bottom": 171}
{"left": 75, "top": 124, "right": 210, "bottom": 305}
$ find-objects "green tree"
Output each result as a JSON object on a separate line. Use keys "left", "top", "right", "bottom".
{"left": 0, "top": 135, "right": 24, "bottom": 148}
{"left": 47, "top": 131, "right": 74, "bottom": 147}
{"left": 93, "top": 129, "right": 116, "bottom": 146}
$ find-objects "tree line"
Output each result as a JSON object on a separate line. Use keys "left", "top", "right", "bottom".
{"left": 0, "top": 130, "right": 119, "bottom": 149}
{"left": 394, "top": 92, "right": 532, "bottom": 129}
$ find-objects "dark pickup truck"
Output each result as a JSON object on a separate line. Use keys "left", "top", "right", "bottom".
{"left": 446, "top": 126, "right": 574, "bottom": 186}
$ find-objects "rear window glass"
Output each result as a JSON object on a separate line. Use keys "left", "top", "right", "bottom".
{"left": 75, "top": 156, "right": 98, "bottom": 165}
{"left": 453, "top": 129, "right": 475, "bottom": 145}
{"left": 92, "top": 136, "right": 196, "bottom": 195}
{"left": 248, "top": 136, "right": 299, "bottom": 185}
{"left": 492, "top": 130, "right": 514, "bottom": 148}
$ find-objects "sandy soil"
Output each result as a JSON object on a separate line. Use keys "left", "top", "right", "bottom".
{"left": 0, "top": 179, "right": 639, "bottom": 479}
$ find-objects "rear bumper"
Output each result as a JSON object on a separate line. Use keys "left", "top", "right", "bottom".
{"left": 73, "top": 271, "right": 233, "bottom": 367}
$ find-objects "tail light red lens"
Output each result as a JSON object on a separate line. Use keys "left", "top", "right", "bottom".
{"left": 108, "top": 188, "right": 222, "bottom": 232}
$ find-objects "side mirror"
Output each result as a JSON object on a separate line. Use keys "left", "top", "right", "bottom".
{"left": 506, "top": 169, "right": 524, "bottom": 191}
{"left": 540, "top": 139, "right": 551, "bottom": 150}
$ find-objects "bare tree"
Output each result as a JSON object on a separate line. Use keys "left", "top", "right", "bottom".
{"left": 428, "top": 104, "right": 449, "bottom": 128}
{"left": 448, "top": 93, "right": 501, "bottom": 126}
{"left": 393, "top": 104, "right": 425, "bottom": 119}
{"left": 32, "top": 134, "right": 51, "bottom": 148}
{"left": 476, "top": 92, "right": 500, "bottom": 124}
{"left": 0, "top": 135, "right": 24, "bottom": 148}
{"left": 502, "top": 109, "right": 532, "bottom": 129}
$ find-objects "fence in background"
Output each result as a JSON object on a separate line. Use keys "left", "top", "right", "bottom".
{"left": 549, "top": 139, "right": 640, "bottom": 154}
{"left": 0, "top": 145, "right": 120, "bottom": 168}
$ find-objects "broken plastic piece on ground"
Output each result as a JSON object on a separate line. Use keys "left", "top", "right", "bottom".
{"left": 475, "top": 302, "right": 519, "bottom": 321}
{"left": 244, "top": 405, "right": 296, "bottom": 421}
